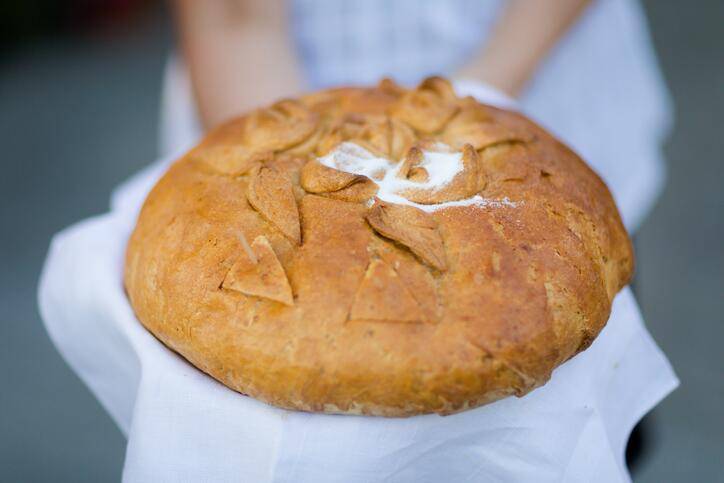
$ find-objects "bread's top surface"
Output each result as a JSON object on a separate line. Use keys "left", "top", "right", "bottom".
{"left": 125, "top": 77, "right": 633, "bottom": 416}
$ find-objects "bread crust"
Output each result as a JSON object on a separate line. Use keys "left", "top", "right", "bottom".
{"left": 124, "top": 78, "right": 633, "bottom": 416}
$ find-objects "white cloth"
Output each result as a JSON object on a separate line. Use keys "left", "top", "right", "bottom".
{"left": 41, "top": 83, "right": 676, "bottom": 482}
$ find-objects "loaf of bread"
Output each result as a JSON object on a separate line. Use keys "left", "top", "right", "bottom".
{"left": 125, "top": 77, "right": 633, "bottom": 416}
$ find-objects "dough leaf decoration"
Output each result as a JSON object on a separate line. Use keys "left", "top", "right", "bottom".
{"left": 300, "top": 159, "right": 368, "bottom": 193}
{"left": 243, "top": 99, "right": 318, "bottom": 152}
{"left": 299, "top": 159, "right": 379, "bottom": 202}
{"left": 222, "top": 235, "right": 294, "bottom": 306}
{"left": 349, "top": 258, "right": 424, "bottom": 323}
{"left": 323, "top": 181, "right": 379, "bottom": 203}
{"left": 366, "top": 200, "right": 447, "bottom": 271}
{"left": 316, "top": 113, "right": 390, "bottom": 157}
{"left": 389, "top": 118, "right": 416, "bottom": 160}
{"left": 377, "top": 77, "right": 406, "bottom": 97}
{"left": 397, "top": 144, "right": 486, "bottom": 204}
{"left": 190, "top": 145, "right": 269, "bottom": 176}
{"left": 247, "top": 167, "right": 301, "bottom": 244}
{"left": 391, "top": 77, "right": 459, "bottom": 133}
{"left": 443, "top": 103, "right": 533, "bottom": 150}
{"left": 396, "top": 146, "right": 427, "bottom": 182}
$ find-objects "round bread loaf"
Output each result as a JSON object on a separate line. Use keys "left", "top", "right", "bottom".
{"left": 125, "top": 77, "right": 633, "bottom": 416}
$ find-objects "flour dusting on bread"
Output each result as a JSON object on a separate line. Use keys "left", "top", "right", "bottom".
{"left": 318, "top": 141, "right": 521, "bottom": 212}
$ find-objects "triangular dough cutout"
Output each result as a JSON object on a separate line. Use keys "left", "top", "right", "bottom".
{"left": 222, "top": 235, "right": 294, "bottom": 306}
{"left": 349, "top": 258, "right": 424, "bottom": 323}
{"left": 246, "top": 167, "right": 301, "bottom": 244}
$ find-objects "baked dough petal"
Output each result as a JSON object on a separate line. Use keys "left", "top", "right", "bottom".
{"left": 398, "top": 144, "right": 485, "bottom": 204}
{"left": 443, "top": 103, "right": 533, "bottom": 150}
{"left": 366, "top": 201, "right": 447, "bottom": 271}
{"left": 300, "top": 159, "right": 367, "bottom": 193}
{"left": 349, "top": 258, "right": 424, "bottom": 322}
{"left": 190, "top": 145, "right": 269, "bottom": 176}
{"left": 396, "top": 145, "right": 426, "bottom": 181}
{"left": 300, "top": 159, "right": 379, "bottom": 202}
{"left": 391, "top": 77, "right": 459, "bottom": 133}
{"left": 222, "top": 235, "right": 294, "bottom": 306}
{"left": 247, "top": 167, "right": 301, "bottom": 244}
{"left": 323, "top": 180, "right": 379, "bottom": 203}
{"left": 316, "top": 114, "right": 391, "bottom": 157}
{"left": 244, "top": 99, "right": 318, "bottom": 152}
{"left": 389, "top": 118, "right": 416, "bottom": 160}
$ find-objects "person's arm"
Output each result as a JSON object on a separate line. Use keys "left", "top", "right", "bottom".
{"left": 458, "top": 0, "right": 593, "bottom": 97}
{"left": 172, "top": 0, "right": 302, "bottom": 130}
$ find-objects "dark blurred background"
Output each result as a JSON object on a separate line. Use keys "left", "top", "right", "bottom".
{"left": 0, "top": 1, "right": 722, "bottom": 481}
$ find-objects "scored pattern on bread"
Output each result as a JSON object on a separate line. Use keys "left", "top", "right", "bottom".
{"left": 124, "top": 76, "right": 634, "bottom": 416}
{"left": 349, "top": 258, "right": 426, "bottom": 323}
{"left": 372, "top": 237, "right": 440, "bottom": 323}
{"left": 222, "top": 235, "right": 294, "bottom": 306}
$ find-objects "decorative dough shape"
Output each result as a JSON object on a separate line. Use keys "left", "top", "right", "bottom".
{"left": 247, "top": 167, "right": 301, "bottom": 244}
{"left": 300, "top": 159, "right": 379, "bottom": 202}
{"left": 190, "top": 145, "right": 269, "bottom": 176}
{"left": 244, "top": 99, "right": 318, "bottom": 152}
{"left": 222, "top": 235, "right": 294, "bottom": 306}
{"left": 366, "top": 201, "right": 447, "bottom": 271}
{"left": 391, "top": 77, "right": 459, "bottom": 133}
{"left": 317, "top": 114, "right": 390, "bottom": 157}
{"left": 397, "top": 144, "right": 485, "bottom": 204}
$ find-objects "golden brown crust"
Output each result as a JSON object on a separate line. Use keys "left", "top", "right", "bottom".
{"left": 124, "top": 77, "right": 634, "bottom": 416}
